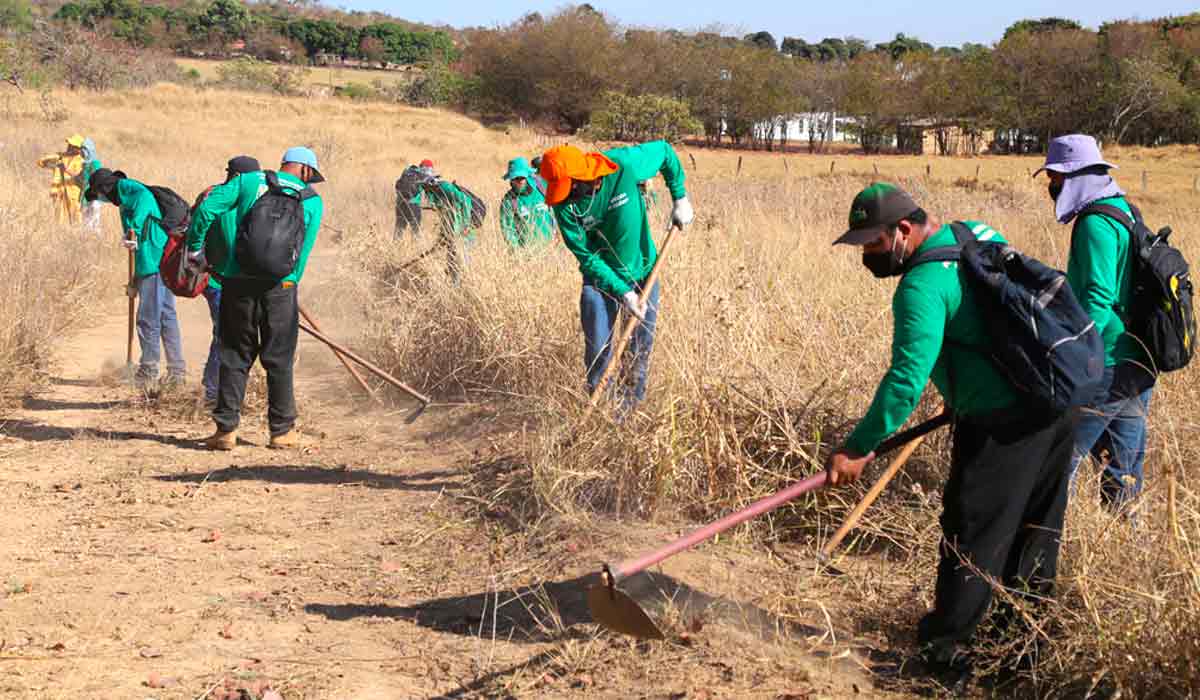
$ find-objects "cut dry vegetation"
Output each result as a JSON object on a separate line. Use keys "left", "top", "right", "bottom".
{"left": 1, "top": 83, "right": 1198, "bottom": 698}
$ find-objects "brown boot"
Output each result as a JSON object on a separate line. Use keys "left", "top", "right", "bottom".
{"left": 202, "top": 429, "right": 237, "bottom": 451}
{"left": 268, "top": 429, "right": 306, "bottom": 450}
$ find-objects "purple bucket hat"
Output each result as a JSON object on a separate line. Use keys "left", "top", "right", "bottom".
{"left": 1033, "top": 134, "right": 1117, "bottom": 177}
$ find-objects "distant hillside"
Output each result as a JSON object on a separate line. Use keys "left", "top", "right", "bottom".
{"left": 31, "top": 0, "right": 458, "bottom": 67}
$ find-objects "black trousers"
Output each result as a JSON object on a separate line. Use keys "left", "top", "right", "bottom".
{"left": 917, "top": 409, "right": 1076, "bottom": 663}
{"left": 213, "top": 278, "right": 299, "bottom": 436}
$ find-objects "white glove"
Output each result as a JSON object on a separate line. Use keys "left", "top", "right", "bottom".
{"left": 671, "top": 195, "right": 694, "bottom": 229}
{"left": 622, "top": 290, "right": 647, "bottom": 322}
{"left": 121, "top": 238, "right": 138, "bottom": 252}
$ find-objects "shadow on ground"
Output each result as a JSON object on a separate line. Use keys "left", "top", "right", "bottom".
{"left": 306, "top": 570, "right": 820, "bottom": 645}
{"left": 155, "top": 465, "right": 461, "bottom": 492}
{"left": 0, "top": 418, "right": 202, "bottom": 449}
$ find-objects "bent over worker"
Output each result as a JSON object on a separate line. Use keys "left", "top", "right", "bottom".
{"left": 826, "top": 183, "right": 1075, "bottom": 677}
{"left": 186, "top": 147, "right": 325, "bottom": 451}
{"left": 85, "top": 168, "right": 186, "bottom": 388}
{"left": 538, "top": 141, "right": 694, "bottom": 410}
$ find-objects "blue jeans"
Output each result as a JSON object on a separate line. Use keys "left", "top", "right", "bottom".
{"left": 1070, "top": 363, "right": 1154, "bottom": 508}
{"left": 581, "top": 281, "right": 660, "bottom": 408}
{"left": 202, "top": 285, "right": 222, "bottom": 401}
{"left": 136, "top": 272, "right": 184, "bottom": 379}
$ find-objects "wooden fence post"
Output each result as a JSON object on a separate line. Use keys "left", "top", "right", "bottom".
{"left": 830, "top": 161, "right": 836, "bottom": 174}
{"left": 688, "top": 153, "right": 698, "bottom": 172}
{"left": 736, "top": 155, "right": 743, "bottom": 176}
{"left": 783, "top": 158, "right": 789, "bottom": 173}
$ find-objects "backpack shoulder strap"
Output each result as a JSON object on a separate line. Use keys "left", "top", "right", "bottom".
{"left": 904, "top": 221, "right": 975, "bottom": 271}
{"left": 1079, "top": 203, "right": 1135, "bottom": 232}
{"left": 263, "top": 170, "right": 282, "bottom": 192}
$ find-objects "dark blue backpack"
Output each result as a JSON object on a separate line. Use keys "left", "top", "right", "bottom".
{"left": 906, "top": 222, "right": 1105, "bottom": 414}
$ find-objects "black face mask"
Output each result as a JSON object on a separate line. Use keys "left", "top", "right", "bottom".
{"left": 565, "top": 179, "right": 595, "bottom": 204}
{"left": 1048, "top": 182, "right": 1063, "bottom": 201}
{"left": 861, "top": 234, "right": 907, "bottom": 279}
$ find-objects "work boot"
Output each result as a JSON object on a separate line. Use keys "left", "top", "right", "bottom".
{"left": 268, "top": 429, "right": 307, "bottom": 450}
{"left": 202, "top": 429, "right": 237, "bottom": 451}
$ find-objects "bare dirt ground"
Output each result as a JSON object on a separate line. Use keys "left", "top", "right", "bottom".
{"left": 0, "top": 246, "right": 900, "bottom": 699}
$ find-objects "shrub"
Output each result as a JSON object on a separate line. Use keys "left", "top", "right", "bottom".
{"left": 402, "top": 61, "right": 474, "bottom": 107}
{"left": 215, "top": 56, "right": 308, "bottom": 96}
{"left": 581, "top": 91, "right": 702, "bottom": 142}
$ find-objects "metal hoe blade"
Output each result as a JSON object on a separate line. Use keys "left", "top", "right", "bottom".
{"left": 587, "top": 583, "right": 664, "bottom": 640}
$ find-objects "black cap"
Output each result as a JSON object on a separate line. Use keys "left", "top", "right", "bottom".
{"left": 83, "top": 168, "right": 126, "bottom": 202}
{"left": 833, "top": 182, "right": 920, "bottom": 246}
{"left": 226, "top": 155, "right": 260, "bottom": 175}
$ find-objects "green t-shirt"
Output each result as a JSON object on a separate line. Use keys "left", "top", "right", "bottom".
{"left": 846, "top": 221, "right": 1020, "bottom": 454}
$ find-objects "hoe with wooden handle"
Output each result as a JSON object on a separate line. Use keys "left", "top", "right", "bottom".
{"left": 818, "top": 405, "right": 948, "bottom": 566}
{"left": 582, "top": 225, "right": 679, "bottom": 420}
{"left": 586, "top": 413, "right": 951, "bottom": 639}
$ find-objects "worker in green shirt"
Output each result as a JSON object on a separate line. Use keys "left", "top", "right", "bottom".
{"left": 826, "top": 183, "right": 1075, "bottom": 678}
{"left": 420, "top": 173, "right": 477, "bottom": 283}
{"left": 186, "top": 147, "right": 325, "bottom": 451}
{"left": 499, "top": 157, "right": 555, "bottom": 249}
{"left": 191, "top": 155, "right": 261, "bottom": 408}
{"left": 84, "top": 168, "right": 186, "bottom": 389}
{"left": 1037, "top": 134, "right": 1153, "bottom": 510}
{"left": 538, "top": 141, "right": 694, "bottom": 409}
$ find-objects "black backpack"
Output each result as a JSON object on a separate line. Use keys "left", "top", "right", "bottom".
{"left": 1078, "top": 203, "right": 1195, "bottom": 373}
{"left": 395, "top": 165, "right": 428, "bottom": 201}
{"left": 235, "top": 171, "right": 316, "bottom": 281}
{"left": 906, "top": 222, "right": 1105, "bottom": 414}
{"left": 453, "top": 181, "right": 487, "bottom": 228}
{"left": 146, "top": 185, "right": 191, "bottom": 236}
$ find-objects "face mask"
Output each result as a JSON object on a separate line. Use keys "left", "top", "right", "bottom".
{"left": 861, "top": 232, "right": 906, "bottom": 279}
{"left": 1048, "top": 182, "right": 1063, "bottom": 201}
{"left": 565, "top": 179, "right": 595, "bottom": 204}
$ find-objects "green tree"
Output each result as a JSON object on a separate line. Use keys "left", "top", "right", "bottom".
{"left": 197, "top": 0, "right": 251, "bottom": 43}
{"left": 743, "top": 30, "right": 776, "bottom": 52}
{"left": 1003, "top": 17, "right": 1083, "bottom": 39}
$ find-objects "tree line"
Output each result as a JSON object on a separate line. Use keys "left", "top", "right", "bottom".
{"left": 14, "top": 0, "right": 457, "bottom": 65}
{"left": 460, "top": 7, "right": 1200, "bottom": 152}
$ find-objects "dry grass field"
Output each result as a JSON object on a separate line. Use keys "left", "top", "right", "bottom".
{"left": 0, "top": 83, "right": 1197, "bottom": 698}
{"left": 174, "top": 57, "right": 415, "bottom": 91}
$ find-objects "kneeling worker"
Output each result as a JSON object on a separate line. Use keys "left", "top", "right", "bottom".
{"left": 186, "top": 147, "right": 325, "bottom": 450}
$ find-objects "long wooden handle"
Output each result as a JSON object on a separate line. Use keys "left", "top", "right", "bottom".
{"left": 820, "top": 407, "right": 948, "bottom": 560}
{"left": 298, "top": 321, "right": 430, "bottom": 405}
{"left": 586, "top": 226, "right": 678, "bottom": 412}
{"left": 126, "top": 248, "right": 135, "bottom": 366}
{"left": 298, "top": 302, "right": 374, "bottom": 398}
{"left": 606, "top": 412, "right": 951, "bottom": 583}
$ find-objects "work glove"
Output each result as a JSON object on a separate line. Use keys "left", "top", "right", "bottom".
{"left": 622, "top": 290, "right": 647, "bottom": 323}
{"left": 125, "top": 281, "right": 138, "bottom": 299}
{"left": 121, "top": 238, "right": 138, "bottom": 252}
{"left": 185, "top": 249, "right": 206, "bottom": 274}
{"left": 671, "top": 195, "right": 694, "bottom": 229}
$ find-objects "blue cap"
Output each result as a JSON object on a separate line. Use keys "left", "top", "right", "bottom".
{"left": 281, "top": 146, "right": 325, "bottom": 183}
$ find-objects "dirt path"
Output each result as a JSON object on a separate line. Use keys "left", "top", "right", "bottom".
{"left": 0, "top": 246, "right": 891, "bottom": 699}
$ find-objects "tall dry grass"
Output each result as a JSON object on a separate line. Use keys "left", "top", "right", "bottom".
{"left": 346, "top": 139, "right": 1200, "bottom": 693}
{"left": 4, "top": 83, "right": 1197, "bottom": 694}
{"left": 0, "top": 103, "right": 122, "bottom": 402}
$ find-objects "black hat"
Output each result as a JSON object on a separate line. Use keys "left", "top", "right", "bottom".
{"left": 83, "top": 168, "right": 126, "bottom": 202}
{"left": 833, "top": 182, "right": 920, "bottom": 246}
{"left": 226, "top": 155, "right": 261, "bottom": 176}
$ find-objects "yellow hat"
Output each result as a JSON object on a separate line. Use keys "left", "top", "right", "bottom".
{"left": 65, "top": 134, "right": 85, "bottom": 147}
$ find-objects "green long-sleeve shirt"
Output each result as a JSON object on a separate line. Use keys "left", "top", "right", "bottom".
{"left": 500, "top": 183, "right": 556, "bottom": 248}
{"left": 118, "top": 179, "right": 167, "bottom": 278}
{"left": 426, "top": 180, "right": 476, "bottom": 241}
{"left": 552, "top": 140, "right": 687, "bottom": 297}
{"left": 845, "top": 222, "right": 1019, "bottom": 455}
{"left": 186, "top": 170, "right": 323, "bottom": 285}
{"left": 1066, "top": 196, "right": 1143, "bottom": 368}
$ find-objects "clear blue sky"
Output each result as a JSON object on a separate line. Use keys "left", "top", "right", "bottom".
{"left": 336, "top": 0, "right": 1198, "bottom": 46}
